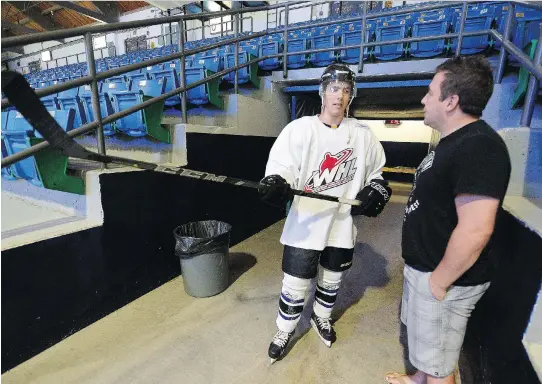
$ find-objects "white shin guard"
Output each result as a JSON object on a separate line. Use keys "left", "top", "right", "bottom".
{"left": 276, "top": 273, "right": 311, "bottom": 333}
{"left": 313, "top": 267, "right": 343, "bottom": 319}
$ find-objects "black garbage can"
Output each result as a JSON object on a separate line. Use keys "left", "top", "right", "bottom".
{"left": 173, "top": 220, "right": 232, "bottom": 298}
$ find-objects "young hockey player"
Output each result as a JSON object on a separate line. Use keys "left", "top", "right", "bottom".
{"left": 259, "top": 63, "right": 392, "bottom": 363}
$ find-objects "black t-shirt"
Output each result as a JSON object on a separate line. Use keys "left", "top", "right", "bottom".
{"left": 402, "top": 120, "right": 511, "bottom": 286}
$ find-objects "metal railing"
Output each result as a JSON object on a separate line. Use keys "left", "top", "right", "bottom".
{"left": 2, "top": 1, "right": 542, "bottom": 170}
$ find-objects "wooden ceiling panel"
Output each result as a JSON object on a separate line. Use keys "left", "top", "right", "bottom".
{"left": 51, "top": 8, "right": 94, "bottom": 28}
{"left": 2, "top": 3, "right": 25, "bottom": 24}
{"left": 118, "top": 1, "right": 149, "bottom": 13}
{"left": 25, "top": 20, "right": 46, "bottom": 32}
{"left": 36, "top": 2, "right": 57, "bottom": 12}
{"left": 1, "top": 3, "right": 46, "bottom": 33}
{"left": 2, "top": 1, "right": 150, "bottom": 36}
{"left": 77, "top": 2, "right": 102, "bottom": 12}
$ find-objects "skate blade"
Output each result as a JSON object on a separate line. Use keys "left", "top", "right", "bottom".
{"left": 310, "top": 319, "right": 332, "bottom": 348}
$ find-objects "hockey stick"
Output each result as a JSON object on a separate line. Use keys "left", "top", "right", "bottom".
{"left": 1, "top": 70, "right": 361, "bottom": 207}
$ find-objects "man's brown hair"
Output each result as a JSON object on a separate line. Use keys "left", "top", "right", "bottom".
{"left": 435, "top": 55, "right": 494, "bottom": 117}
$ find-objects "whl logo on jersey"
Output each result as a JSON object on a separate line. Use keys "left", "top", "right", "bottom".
{"left": 304, "top": 149, "right": 357, "bottom": 193}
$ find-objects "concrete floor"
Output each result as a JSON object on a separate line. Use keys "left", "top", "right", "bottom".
{"left": 2, "top": 182, "right": 416, "bottom": 384}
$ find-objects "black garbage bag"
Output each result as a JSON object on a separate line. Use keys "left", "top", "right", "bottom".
{"left": 173, "top": 220, "right": 232, "bottom": 259}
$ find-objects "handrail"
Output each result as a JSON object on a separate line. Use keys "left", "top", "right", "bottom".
{"left": 0, "top": 28, "right": 506, "bottom": 169}
{"left": 0, "top": 1, "right": 471, "bottom": 108}
{"left": 3, "top": 0, "right": 542, "bottom": 169}
{"left": 0, "top": 28, "right": 496, "bottom": 109}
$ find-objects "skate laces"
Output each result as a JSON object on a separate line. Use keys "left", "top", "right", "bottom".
{"left": 316, "top": 316, "right": 332, "bottom": 332}
{"left": 272, "top": 330, "right": 291, "bottom": 348}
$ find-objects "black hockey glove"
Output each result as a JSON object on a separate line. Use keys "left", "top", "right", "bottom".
{"left": 351, "top": 179, "right": 392, "bottom": 217}
{"left": 258, "top": 174, "right": 293, "bottom": 208}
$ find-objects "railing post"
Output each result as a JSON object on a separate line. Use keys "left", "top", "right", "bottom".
{"left": 520, "top": 24, "right": 542, "bottom": 127}
{"left": 84, "top": 32, "right": 106, "bottom": 157}
{"left": 357, "top": 2, "right": 368, "bottom": 73}
{"left": 495, "top": 3, "right": 515, "bottom": 84}
{"left": 283, "top": 4, "right": 289, "bottom": 79}
{"left": 234, "top": 8, "right": 239, "bottom": 94}
{"left": 178, "top": 19, "right": 187, "bottom": 124}
{"left": 455, "top": 2, "right": 468, "bottom": 57}
{"left": 291, "top": 95, "right": 296, "bottom": 121}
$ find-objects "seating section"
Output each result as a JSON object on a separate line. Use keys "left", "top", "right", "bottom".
{"left": 1, "top": 109, "right": 75, "bottom": 187}
{"left": 9, "top": 3, "right": 542, "bottom": 135}
{"left": 3, "top": 1, "right": 541, "bottom": 192}
{"left": 22, "top": 2, "right": 541, "bottom": 86}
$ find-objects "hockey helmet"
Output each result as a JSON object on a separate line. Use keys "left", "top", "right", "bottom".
{"left": 319, "top": 64, "right": 357, "bottom": 100}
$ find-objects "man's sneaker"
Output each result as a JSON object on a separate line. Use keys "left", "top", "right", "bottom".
{"left": 268, "top": 329, "right": 294, "bottom": 364}
{"left": 310, "top": 312, "right": 336, "bottom": 347}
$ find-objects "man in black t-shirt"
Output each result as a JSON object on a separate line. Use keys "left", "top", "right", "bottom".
{"left": 386, "top": 56, "right": 511, "bottom": 384}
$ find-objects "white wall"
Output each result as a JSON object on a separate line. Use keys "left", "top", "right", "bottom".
{"left": 115, "top": 7, "right": 163, "bottom": 55}
{"left": 189, "top": 1, "right": 328, "bottom": 37}
{"left": 186, "top": 19, "right": 203, "bottom": 42}
{"left": 359, "top": 120, "right": 433, "bottom": 143}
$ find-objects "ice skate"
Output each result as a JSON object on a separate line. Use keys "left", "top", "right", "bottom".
{"left": 310, "top": 312, "right": 336, "bottom": 347}
{"left": 268, "top": 329, "right": 294, "bottom": 364}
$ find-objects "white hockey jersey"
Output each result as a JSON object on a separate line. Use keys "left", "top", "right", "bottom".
{"left": 265, "top": 115, "right": 386, "bottom": 250}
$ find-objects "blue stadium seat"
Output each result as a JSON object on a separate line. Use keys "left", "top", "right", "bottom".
{"left": 340, "top": 27, "right": 372, "bottom": 64}
{"left": 57, "top": 87, "right": 87, "bottom": 129}
{"left": 240, "top": 42, "right": 259, "bottom": 57}
{"left": 511, "top": 7, "right": 542, "bottom": 51}
{"left": 193, "top": 55, "right": 223, "bottom": 73}
{"left": 450, "top": 7, "right": 494, "bottom": 55}
{"left": 259, "top": 41, "right": 282, "bottom": 70}
{"left": 142, "top": 64, "right": 164, "bottom": 74}
{"left": 131, "top": 79, "right": 167, "bottom": 98}
{"left": 2, "top": 110, "right": 74, "bottom": 186}
{"left": 110, "top": 90, "right": 146, "bottom": 137}
{"left": 126, "top": 72, "right": 149, "bottom": 84}
{"left": 41, "top": 92, "right": 59, "bottom": 111}
{"left": 107, "top": 75, "right": 127, "bottom": 85}
{"left": 103, "top": 82, "right": 128, "bottom": 93}
{"left": 34, "top": 110, "right": 75, "bottom": 137}
{"left": 309, "top": 34, "right": 337, "bottom": 67}
{"left": 185, "top": 68, "right": 209, "bottom": 105}
{"left": 410, "top": 15, "right": 449, "bottom": 58}
{"left": 1, "top": 111, "right": 17, "bottom": 180}
{"left": 149, "top": 68, "right": 181, "bottom": 106}
{"left": 163, "top": 60, "right": 181, "bottom": 73}
{"left": 224, "top": 52, "right": 249, "bottom": 84}
{"left": 286, "top": 39, "right": 307, "bottom": 69}
{"left": 2, "top": 111, "right": 41, "bottom": 185}
{"left": 79, "top": 85, "right": 116, "bottom": 136}
{"left": 374, "top": 19, "right": 407, "bottom": 61}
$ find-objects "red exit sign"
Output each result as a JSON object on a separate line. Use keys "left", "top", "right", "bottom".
{"left": 385, "top": 119, "right": 401, "bottom": 126}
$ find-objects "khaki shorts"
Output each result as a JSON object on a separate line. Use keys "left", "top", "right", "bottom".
{"left": 401, "top": 265, "right": 490, "bottom": 378}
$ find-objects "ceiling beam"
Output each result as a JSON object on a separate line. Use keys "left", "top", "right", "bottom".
{"left": 1, "top": 20, "right": 41, "bottom": 36}
{"left": 52, "top": 1, "right": 118, "bottom": 23}
{"left": 7, "top": 1, "right": 63, "bottom": 32}
{"left": 15, "top": 5, "right": 65, "bottom": 26}
{"left": 91, "top": 1, "right": 120, "bottom": 19}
